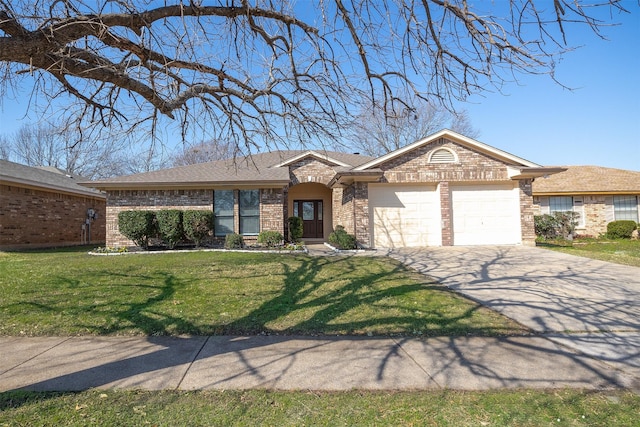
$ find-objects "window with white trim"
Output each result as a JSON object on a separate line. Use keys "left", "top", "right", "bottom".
{"left": 213, "top": 190, "right": 234, "bottom": 236}
{"left": 613, "top": 195, "right": 639, "bottom": 221}
{"left": 239, "top": 189, "right": 260, "bottom": 235}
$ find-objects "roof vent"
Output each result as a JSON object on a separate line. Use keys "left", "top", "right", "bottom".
{"left": 429, "top": 148, "right": 456, "bottom": 163}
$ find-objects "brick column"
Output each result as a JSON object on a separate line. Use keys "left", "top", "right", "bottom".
{"left": 519, "top": 179, "right": 536, "bottom": 246}
{"left": 354, "top": 182, "right": 370, "bottom": 247}
{"left": 439, "top": 181, "right": 452, "bottom": 246}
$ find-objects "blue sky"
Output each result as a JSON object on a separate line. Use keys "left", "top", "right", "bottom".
{"left": 459, "top": 4, "right": 640, "bottom": 171}
{"left": 1, "top": 2, "right": 638, "bottom": 171}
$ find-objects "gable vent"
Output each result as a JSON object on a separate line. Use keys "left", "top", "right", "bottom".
{"left": 429, "top": 148, "right": 456, "bottom": 163}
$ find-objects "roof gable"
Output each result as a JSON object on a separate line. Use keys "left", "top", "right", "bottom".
{"left": 271, "top": 150, "right": 353, "bottom": 168}
{"left": 354, "top": 129, "right": 541, "bottom": 170}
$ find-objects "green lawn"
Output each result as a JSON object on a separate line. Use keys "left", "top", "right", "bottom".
{"left": 0, "top": 247, "right": 527, "bottom": 337}
{"left": 1, "top": 389, "right": 638, "bottom": 426}
{"left": 538, "top": 238, "right": 640, "bottom": 267}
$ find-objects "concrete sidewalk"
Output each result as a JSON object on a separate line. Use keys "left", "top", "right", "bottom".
{"left": 1, "top": 335, "right": 637, "bottom": 392}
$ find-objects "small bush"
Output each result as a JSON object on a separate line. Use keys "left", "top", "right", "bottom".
{"left": 224, "top": 233, "right": 244, "bottom": 249}
{"left": 155, "top": 210, "right": 184, "bottom": 249}
{"left": 606, "top": 220, "right": 637, "bottom": 239}
{"left": 118, "top": 210, "right": 157, "bottom": 249}
{"left": 183, "top": 210, "right": 213, "bottom": 247}
{"left": 534, "top": 211, "right": 579, "bottom": 240}
{"left": 257, "top": 230, "right": 284, "bottom": 247}
{"left": 328, "top": 225, "right": 357, "bottom": 250}
{"left": 288, "top": 216, "right": 303, "bottom": 242}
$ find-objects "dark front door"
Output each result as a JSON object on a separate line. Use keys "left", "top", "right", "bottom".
{"left": 293, "top": 200, "right": 323, "bottom": 238}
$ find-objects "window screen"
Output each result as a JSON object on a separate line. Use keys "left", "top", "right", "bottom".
{"left": 614, "top": 195, "right": 639, "bottom": 221}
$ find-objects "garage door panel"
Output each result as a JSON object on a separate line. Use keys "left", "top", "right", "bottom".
{"left": 452, "top": 185, "right": 521, "bottom": 246}
{"left": 369, "top": 185, "right": 441, "bottom": 248}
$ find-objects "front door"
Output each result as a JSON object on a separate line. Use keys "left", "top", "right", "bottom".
{"left": 293, "top": 200, "right": 323, "bottom": 238}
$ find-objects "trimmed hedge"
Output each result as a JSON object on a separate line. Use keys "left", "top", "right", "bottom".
{"left": 606, "top": 220, "right": 637, "bottom": 239}
{"left": 155, "top": 210, "right": 184, "bottom": 249}
{"left": 288, "top": 216, "right": 303, "bottom": 242}
{"left": 183, "top": 210, "right": 213, "bottom": 247}
{"left": 257, "top": 230, "right": 283, "bottom": 247}
{"left": 118, "top": 210, "right": 157, "bottom": 249}
{"left": 225, "top": 233, "right": 244, "bottom": 249}
{"left": 328, "top": 225, "right": 357, "bottom": 250}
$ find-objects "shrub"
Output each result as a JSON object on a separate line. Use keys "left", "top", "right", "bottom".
{"left": 224, "top": 233, "right": 244, "bottom": 249}
{"left": 183, "top": 210, "right": 213, "bottom": 247}
{"left": 606, "top": 220, "right": 637, "bottom": 239}
{"left": 155, "top": 210, "right": 184, "bottom": 249}
{"left": 257, "top": 230, "right": 284, "bottom": 247}
{"left": 288, "top": 216, "right": 303, "bottom": 242}
{"left": 534, "top": 211, "right": 579, "bottom": 240}
{"left": 118, "top": 210, "right": 157, "bottom": 249}
{"left": 328, "top": 225, "right": 357, "bottom": 250}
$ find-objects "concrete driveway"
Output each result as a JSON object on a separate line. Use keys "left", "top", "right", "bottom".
{"left": 389, "top": 246, "right": 640, "bottom": 380}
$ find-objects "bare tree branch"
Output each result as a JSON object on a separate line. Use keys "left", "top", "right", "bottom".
{"left": 0, "top": 0, "right": 631, "bottom": 153}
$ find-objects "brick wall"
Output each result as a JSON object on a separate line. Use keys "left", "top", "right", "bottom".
{"left": 519, "top": 179, "right": 536, "bottom": 246}
{"left": 439, "top": 181, "right": 452, "bottom": 246}
{"left": 354, "top": 182, "right": 370, "bottom": 246}
{"left": 106, "top": 189, "right": 213, "bottom": 247}
{"left": 379, "top": 138, "right": 511, "bottom": 183}
{"left": 532, "top": 194, "right": 630, "bottom": 238}
{"left": 289, "top": 158, "right": 339, "bottom": 186}
{"left": 0, "top": 183, "right": 106, "bottom": 249}
{"left": 260, "top": 188, "right": 285, "bottom": 235}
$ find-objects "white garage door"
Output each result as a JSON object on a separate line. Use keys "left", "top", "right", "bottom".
{"left": 369, "top": 185, "right": 441, "bottom": 248}
{"left": 451, "top": 184, "right": 521, "bottom": 246}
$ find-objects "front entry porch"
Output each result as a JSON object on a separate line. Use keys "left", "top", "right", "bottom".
{"left": 287, "top": 182, "right": 332, "bottom": 241}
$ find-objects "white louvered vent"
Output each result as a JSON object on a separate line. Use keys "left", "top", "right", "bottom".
{"left": 429, "top": 148, "right": 456, "bottom": 163}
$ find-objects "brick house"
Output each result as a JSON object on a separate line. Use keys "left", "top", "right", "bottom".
{"left": 85, "top": 129, "right": 563, "bottom": 248}
{"left": 532, "top": 166, "right": 640, "bottom": 237}
{"left": 1, "top": 160, "right": 106, "bottom": 250}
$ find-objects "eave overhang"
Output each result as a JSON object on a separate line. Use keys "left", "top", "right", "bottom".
{"left": 1, "top": 176, "right": 106, "bottom": 199}
{"left": 328, "top": 169, "right": 384, "bottom": 188}
{"left": 507, "top": 167, "right": 568, "bottom": 180}
{"left": 79, "top": 180, "right": 290, "bottom": 191}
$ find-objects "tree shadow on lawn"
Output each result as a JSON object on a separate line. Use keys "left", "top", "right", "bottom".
{"left": 1, "top": 253, "right": 631, "bottom": 400}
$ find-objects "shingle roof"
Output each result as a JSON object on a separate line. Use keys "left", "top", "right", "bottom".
{"left": 532, "top": 166, "right": 640, "bottom": 194}
{"left": 85, "top": 150, "right": 375, "bottom": 189}
{"left": 0, "top": 159, "right": 105, "bottom": 198}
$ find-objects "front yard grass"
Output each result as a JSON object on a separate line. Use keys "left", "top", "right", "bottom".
{"left": 538, "top": 238, "right": 640, "bottom": 267}
{"left": 0, "top": 248, "right": 527, "bottom": 337}
{"left": 1, "top": 389, "right": 638, "bottom": 426}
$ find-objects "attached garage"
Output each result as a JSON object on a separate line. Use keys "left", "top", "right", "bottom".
{"left": 369, "top": 184, "right": 441, "bottom": 248}
{"left": 451, "top": 184, "right": 522, "bottom": 246}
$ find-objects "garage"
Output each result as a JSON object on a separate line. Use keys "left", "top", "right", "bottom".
{"left": 369, "top": 184, "right": 441, "bottom": 248}
{"left": 451, "top": 184, "right": 521, "bottom": 245}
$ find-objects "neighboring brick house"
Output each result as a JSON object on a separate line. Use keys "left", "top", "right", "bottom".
{"left": 85, "top": 129, "right": 563, "bottom": 248}
{"left": 0, "top": 160, "right": 106, "bottom": 250}
{"left": 532, "top": 166, "right": 640, "bottom": 237}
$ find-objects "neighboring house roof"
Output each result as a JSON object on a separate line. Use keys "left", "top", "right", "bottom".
{"left": 84, "top": 150, "right": 375, "bottom": 190}
{"left": 355, "top": 129, "right": 542, "bottom": 170}
{"left": 0, "top": 159, "right": 105, "bottom": 198}
{"left": 532, "top": 166, "right": 640, "bottom": 195}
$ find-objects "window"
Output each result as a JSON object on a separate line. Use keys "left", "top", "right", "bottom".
{"left": 213, "top": 190, "right": 234, "bottom": 236}
{"left": 549, "top": 196, "right": 573, "bottom": 213}
{"left": 614, "top": 195, "right": 639, "bottom": 221}
{"left": 239, "top": 189, "right": 260, "bottom": 235}
{"left": 428, "top": 148, "right": 456, "bottom": 163}
{"left": 549, "top": 196, "right": 584, "bottom": 228}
